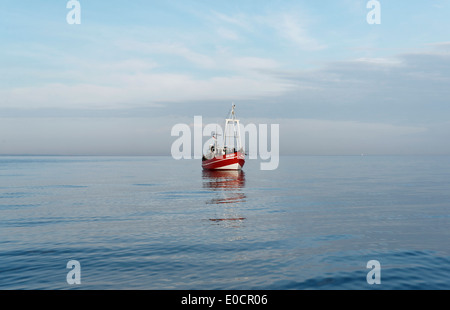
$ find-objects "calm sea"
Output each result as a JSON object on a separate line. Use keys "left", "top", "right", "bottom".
{"left": 0, "top": 155, "right": 449, "bottom": 290}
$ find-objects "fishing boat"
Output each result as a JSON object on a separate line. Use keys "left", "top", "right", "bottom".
{"left": 202, "top": 104, "right": 245, "bottom": 170}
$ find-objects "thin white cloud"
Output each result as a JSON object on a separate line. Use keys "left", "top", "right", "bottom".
{"left": 230, "top": 57, "right": 281, "bottom": 71}
{"left": 354, "top": 57, "right": 404, "bottom": 67}
{"left": 216, "top": 27, "right": 240, "bottom": 41}
{"left": 209, "top": 8, "right": 326, "bottom": 51}
{"left": 0, "top": 72, "right": 292, "bottom": 109}
{"left": 211, "top": 11, "right": 252, "bottom": 31}
{"left": 119, "top": 41, "right": 217, "bottom": 69}
{"left": 273, "top": 13, "right": 327, "bottom": 51}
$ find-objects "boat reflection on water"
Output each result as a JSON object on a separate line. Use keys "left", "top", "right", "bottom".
{"left": 202, "top": 170, "right": 246, "bottom": 225}
{"left": 203, "top": 170, "right": 245, "bottom": 196}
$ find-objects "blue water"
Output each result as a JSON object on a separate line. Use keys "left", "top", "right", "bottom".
{"left": 0, "top": 155, "right": 449, "bottom": 290}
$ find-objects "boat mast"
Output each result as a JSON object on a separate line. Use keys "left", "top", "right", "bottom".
{"left": 224, "top": 103, "right": 241, "bottom": 153}
{"left": 215, "top": 124, "right": 218, "bottom": 155}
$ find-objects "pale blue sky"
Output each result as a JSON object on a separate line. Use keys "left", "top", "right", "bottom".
{"left": 1, "top": 1, "right": 450, "bottom": 155}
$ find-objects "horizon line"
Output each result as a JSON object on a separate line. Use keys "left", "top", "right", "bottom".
{"left": 1, "top": 154, "right": 449, "bottom": 157}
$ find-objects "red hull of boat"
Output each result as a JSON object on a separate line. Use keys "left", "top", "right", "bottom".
{"left": 202, "top": 152, "right": 245, "bottom": 170}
